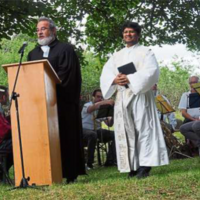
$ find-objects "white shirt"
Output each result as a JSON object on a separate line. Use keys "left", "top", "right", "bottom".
{"left": 178, "top": 91, "right": 190, "bottom": 109}
{"left": 81, "top": 101, "right": 101, "bottom": 130}
{"left": 41, "top": 46, "right": 50, "bottom": 58}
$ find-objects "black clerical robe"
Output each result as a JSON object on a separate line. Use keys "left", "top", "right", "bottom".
{"left": 28, "top": 39, "right": 86, "bottom": 180}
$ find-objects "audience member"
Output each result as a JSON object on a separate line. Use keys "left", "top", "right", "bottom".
{"left": 82, "top": 89, "right": 116, "bottom": 169}
{"left": 0, "top": 86, "right": 13, "bottom": 182}
{"left": 179, "top": 76, "right": 200, "bottom": 154}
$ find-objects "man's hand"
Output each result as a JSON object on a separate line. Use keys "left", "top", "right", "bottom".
{"left": 103, "top": 99, "right": 114, "bottom": 106}
{"left": 181, "top": 109, "right": 200, "bottom": 121}
{"left": 113, "top": 73, "right": 129, "bottom": 86}
{"left": 87, "top": 99, "right": 114, "bottom": 113}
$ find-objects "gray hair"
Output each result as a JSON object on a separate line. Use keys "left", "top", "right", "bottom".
{"left": 38, "top": 17, "right": 56, "bottom": 31}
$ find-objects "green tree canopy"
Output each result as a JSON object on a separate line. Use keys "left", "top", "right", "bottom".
{"left": 0, "top": 34, "right": 36, "bottom": 86}
{"left": 1, "top": 0, "right": 200, "bottom": 58}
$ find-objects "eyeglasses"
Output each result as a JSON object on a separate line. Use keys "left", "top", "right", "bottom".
{"left": 123, "top": 30, "right": 136, "bottom": 34}
{"left": 36, "top": 27, "right": 49, "bottom": 33}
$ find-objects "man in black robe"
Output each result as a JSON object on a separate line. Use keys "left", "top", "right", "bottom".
{"left": 27, "top": 17, "right": 85, "bottom": 183}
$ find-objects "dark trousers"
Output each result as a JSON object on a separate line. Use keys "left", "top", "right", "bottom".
{"left": 180, "top": 121, "right": 200, "bottom": 147}
{"left": 83, "top": 129, "right": 116, "bottom": 165}
{"left": 0, "top": 139, "right": 13, "bottom": 179}
{"left": 83, "top": 129, "right": 97, "bottom": 165}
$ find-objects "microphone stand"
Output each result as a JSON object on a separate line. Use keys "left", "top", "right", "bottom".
{"left": 9, "top": 49, "right": 35, "bottom": 189}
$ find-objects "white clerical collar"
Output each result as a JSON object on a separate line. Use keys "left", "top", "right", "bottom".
{"left": 41, "top": 45, "right": 50, "bottom": 58}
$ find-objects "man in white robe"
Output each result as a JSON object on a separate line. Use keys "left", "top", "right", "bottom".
{"left": 100, "top": 21, "right": 169, "bottom": 179}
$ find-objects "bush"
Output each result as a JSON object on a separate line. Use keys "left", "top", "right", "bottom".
{"left": 0, "top": 34, "right": 37, "bottom": 86}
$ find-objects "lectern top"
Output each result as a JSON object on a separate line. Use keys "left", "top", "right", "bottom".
{"left": 2, "top": 59, "right": 61, "bottom": 84}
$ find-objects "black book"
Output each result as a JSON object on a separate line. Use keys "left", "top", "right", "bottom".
{"left": 96, "top": 104, "right": 114, "bottom": 119}
{"left": 118, "top": 62, "right": 136, "bottom": 88}
{"left": 118, "top": 62, "right": 136, "bottom": 75}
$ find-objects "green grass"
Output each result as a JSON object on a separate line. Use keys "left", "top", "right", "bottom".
{"left": 0, "top": 157, "right": 200, "bottom": 200}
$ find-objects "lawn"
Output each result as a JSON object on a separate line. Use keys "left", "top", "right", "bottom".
{"left": 0, "top": 157, "right": 200, "bottom": 200}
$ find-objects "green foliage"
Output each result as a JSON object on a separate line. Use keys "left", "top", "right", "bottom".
{"left": 158, "top": 60, "right": 197, "bottom": 109}
{"left": 81, "top": 52, "right": 106, "bottom": 95}
{"left": 0, "top": 34, "right": 37, "bottom": 86}
{"left": 0, "top": 0, "right": 200, "bottom": 58}
{"left": 0, "top": 0, "right": 55, "bottom": 40}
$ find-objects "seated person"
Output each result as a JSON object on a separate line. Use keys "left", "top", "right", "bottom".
{"left": 178, "top": 76, "right": 200, "bottom": 155}
{"left": 151, "top": 83, "right": 177, "bottom": 132}
{"left": 180, "top": 121, "right": 200, "bottom": 156}
{"left": 0, "top": 86, "right": 13, "bottom": 182}
{"left": 81, "top": 89, "right": 116, "bottom": 169}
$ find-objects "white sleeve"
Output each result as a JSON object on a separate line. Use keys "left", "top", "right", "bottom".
{"left": 127, "top": 50, "right": 159, "bottom": 95}
{"left": 178, "top": 93, "right": 188, "bottom": 109}
{"left": 100, "top": 56, "right": 117, "bottom": 99}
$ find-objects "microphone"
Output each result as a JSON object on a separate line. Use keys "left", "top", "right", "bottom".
{"left": 18, "top": 42, "right": 28, "bottom": 54}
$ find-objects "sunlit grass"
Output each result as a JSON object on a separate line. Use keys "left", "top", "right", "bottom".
{"left": 0, "top": 157, "right": 200, "bottom": 200}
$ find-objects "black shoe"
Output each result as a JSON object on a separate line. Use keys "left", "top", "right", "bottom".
{"left": 128, "top": 170, "right": 137, "bottom": 178}
{"left": 66, "top": 178, "right": 77, "bottom": 184}
{"left": 136, "top": 167, "right": 151, "bottom": 179}
{"left": 104, "top": 160, "right": 117, "bottom": 167}
{"left": 87, "top": 163, "right": 93, "bottom": 169}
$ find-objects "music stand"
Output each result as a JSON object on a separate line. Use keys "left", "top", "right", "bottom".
{"left": 96, "top": 104, "right": 114, "bottom": 119}
{"left": 156, "top": 96, "right": 192, "bottom": 159}
{"left": 155, "top": 95, "right": 175, "bottom": 120}
{"left": 95, "top": 104, "right": 114, "bottom": 166}
{"left": 191, "top": 82, "right": 200, "bottom": 94}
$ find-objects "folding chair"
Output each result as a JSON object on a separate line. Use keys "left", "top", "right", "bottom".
{"left": 96, "top": 136, "right": 108, "bottom": 166}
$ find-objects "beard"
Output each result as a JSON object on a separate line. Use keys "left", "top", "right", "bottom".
{"left": 38, "top": 34, "right": 55, "bottom": 46}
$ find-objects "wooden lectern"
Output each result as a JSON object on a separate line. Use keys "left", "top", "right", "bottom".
{"left": 2, "top": 60, "right": 62, "bottom": 186}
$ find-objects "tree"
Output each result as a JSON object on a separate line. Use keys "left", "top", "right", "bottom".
{"left": 0, "top": 34, "right": 37, "bottom": 86}
{"left": 81, "top": 51, "right": 105, "bottom": 96}
{"left": 0, "top": 0, "right": 55, "bottom": 40}
{"left": 1, "top": 0, "right": 200, "bottom": 58}
{"left": 82, "top": 0, "right": 200, "bottom": 56}
{"left": 158, "top": 59, "right": 197, "bottom": 109}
